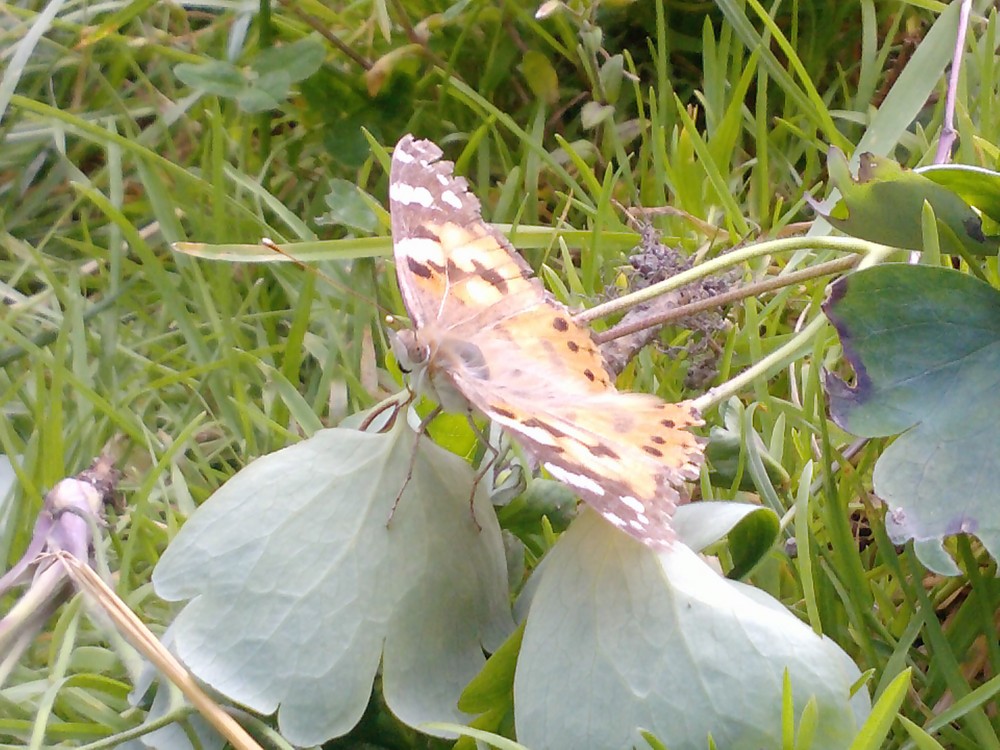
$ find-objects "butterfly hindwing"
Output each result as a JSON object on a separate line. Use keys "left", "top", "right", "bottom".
{"left": 449, "top": 362, "right": 704, "bottom": 546}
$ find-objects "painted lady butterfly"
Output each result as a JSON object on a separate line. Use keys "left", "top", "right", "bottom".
{"left": 388, "top": 135, "right": 704, "bottom": 548}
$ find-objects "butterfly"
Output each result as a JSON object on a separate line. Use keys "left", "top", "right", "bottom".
{"left": 387, "top": 134, "right": 704, "bottom": 549}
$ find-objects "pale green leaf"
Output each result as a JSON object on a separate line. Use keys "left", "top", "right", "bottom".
{"left": 153, "top": 413, "right": 514, "bottom": 745}
{"left": 515, "top": 511, "right": 868, "bottom": 750}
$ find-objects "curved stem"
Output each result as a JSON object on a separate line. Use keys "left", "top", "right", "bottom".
{"left": 575, "top": 235, "right": 891, "bottom": 324}
{"left": 595, "top": 255, "right": 860, "bottom": 344}
{"left": 692, "top": 314, "right": 829, "bottom": 412}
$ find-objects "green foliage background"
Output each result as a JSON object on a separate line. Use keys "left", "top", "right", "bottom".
{"left": 1, "top": 1, "right": 999, "bottom": 748}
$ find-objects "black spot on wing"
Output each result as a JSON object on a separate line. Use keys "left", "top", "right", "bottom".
{"left": 407, "top": 257, "right": 434, "bottom": 279}
{"left": 465, "top": 259, "right": 508, "bottom": 293}
{"left": 552, "top": 316, "right": 569, "bottom": 332}
{"left": 589, "top": 443, "right": 620, "bottom": 459}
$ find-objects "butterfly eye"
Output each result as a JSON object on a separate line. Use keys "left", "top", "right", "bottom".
{"left": 389, "top": 328, "right": 430, "bottom": 373}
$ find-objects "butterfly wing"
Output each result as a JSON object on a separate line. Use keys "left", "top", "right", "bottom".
{"left": 388, "top": 133, "right": 705, "bottom": 547}
{"left": 390, "top": 135, "right": 542, "bottom": 332}
{"left": 448, "top": 341, "right": 704, "bottom": 547}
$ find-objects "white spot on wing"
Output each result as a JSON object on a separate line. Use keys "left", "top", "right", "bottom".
{"left": 441, "top": 189, "right": 463, "bottom": 209}
{"left": 605, "top": 512, "right": 627, "bottom": 527}
{"left": 390, "top": 182, "right": 434, "bottom": 207}
{"left": 436, "top": 173, "right": 450, "bottom": 185}
{"left": 545, "top": 463, "right": 605, "bottom": 496}
{"left": 393, "top": 149, "right": 416, "bottom": 164}
{"left": 621, "top": 495, "right": 645, "bottom": 513}
{"left": 511, "top": 423, "right": 557, "bottom": 445}
{"left": 465, "top": 277, "right": 503, "bottom": 304}
{"left": 395, "top": 237, "right": 445, "bottom": 264}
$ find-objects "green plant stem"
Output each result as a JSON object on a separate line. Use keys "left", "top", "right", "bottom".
{"left": 77, "top": 705, "right": 199, "bottom": 749}
{"left": 577, "top": 235, "right": 891, "bottom": 324}
{"left": 693, "top": 314, "right": 828, "bottom": 412}
{"left": 594, "top": 255, "right": 860, "bottom": 343}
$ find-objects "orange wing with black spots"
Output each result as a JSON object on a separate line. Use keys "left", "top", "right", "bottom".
{"left": 389, "top": 134, "right": 704, "bottom": 549}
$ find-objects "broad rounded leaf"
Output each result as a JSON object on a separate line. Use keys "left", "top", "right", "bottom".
{"left": 252, "top": 37, "right": 325, "bottom": 83}
{"left": 671, "top": 500, "right": 777, "bottom": 556}
{"left": 514, "top": 510, "right": 867, "bottom": 750}
{"left": 174, "top": 61, "right": 244, "bottom": 97}
{"left": 235, "top": 86, "right": 285, "bottom": 114}
{"left": 823, "top": 264, "right": 1000, "bottom": 572}
{"left": 153, "top": 417, "right": 513, "bottom": 745}
{"left": 317, "top": 178, "right": 378, "bottom": 233}
{"left": 250, "top": 68, "right": 294, "bottom": 105}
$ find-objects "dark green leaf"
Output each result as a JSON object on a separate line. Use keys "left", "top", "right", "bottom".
{"left": 814, "top": 148, "right": 1000, "bottom": 256}
{"left": 495, "top": 478, "right": 578, "bottom": 537}
{"left": 726, "top": 508, "right": 781, "bottom": 579}
{"left": 235, "top": 86, "right": 285, "bottom": 113}
{"left": 707, "top": 424, "right": 790, "bottom": 492}
{"left": 251, "top": 68, "right": 294, "bottom": 103}
{"left": 917, "top": 163, "right": 1000, "bottom": 224}
{"left": 252, "top": 37, "right": 325, "bottom": 83}
{"left": 317, "top": 179, "right": 379, "bottom": 234}
{"left": 672, "top": 500, "right": 778, "bottom": 556}
{"left": 823, "top": 264, "right": 1000, "bottom": 573}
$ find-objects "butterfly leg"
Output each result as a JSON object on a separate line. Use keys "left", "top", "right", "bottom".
{"left": 462, "top": 416, "right": 507, "bottom": 532}
{"left": 387, "top": 404, "right": 443, "bottom": 525}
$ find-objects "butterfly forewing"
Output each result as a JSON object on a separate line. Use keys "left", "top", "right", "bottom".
{"left": 388, "top": 133, "right": 706, "bottom": 548}
{"left": 389, "top": 135, "right": 541, "bottom": 331}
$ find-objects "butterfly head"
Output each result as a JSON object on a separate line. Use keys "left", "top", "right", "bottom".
{"left": 389, "top": 323, "right": 489, "bottom": 414}
{"left": 388, "top": 327, "right": 429, "bottom": 375}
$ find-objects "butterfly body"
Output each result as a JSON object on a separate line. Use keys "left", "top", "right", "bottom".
{"left": 389, "top": 134, "right": 704, "bottom": 548}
